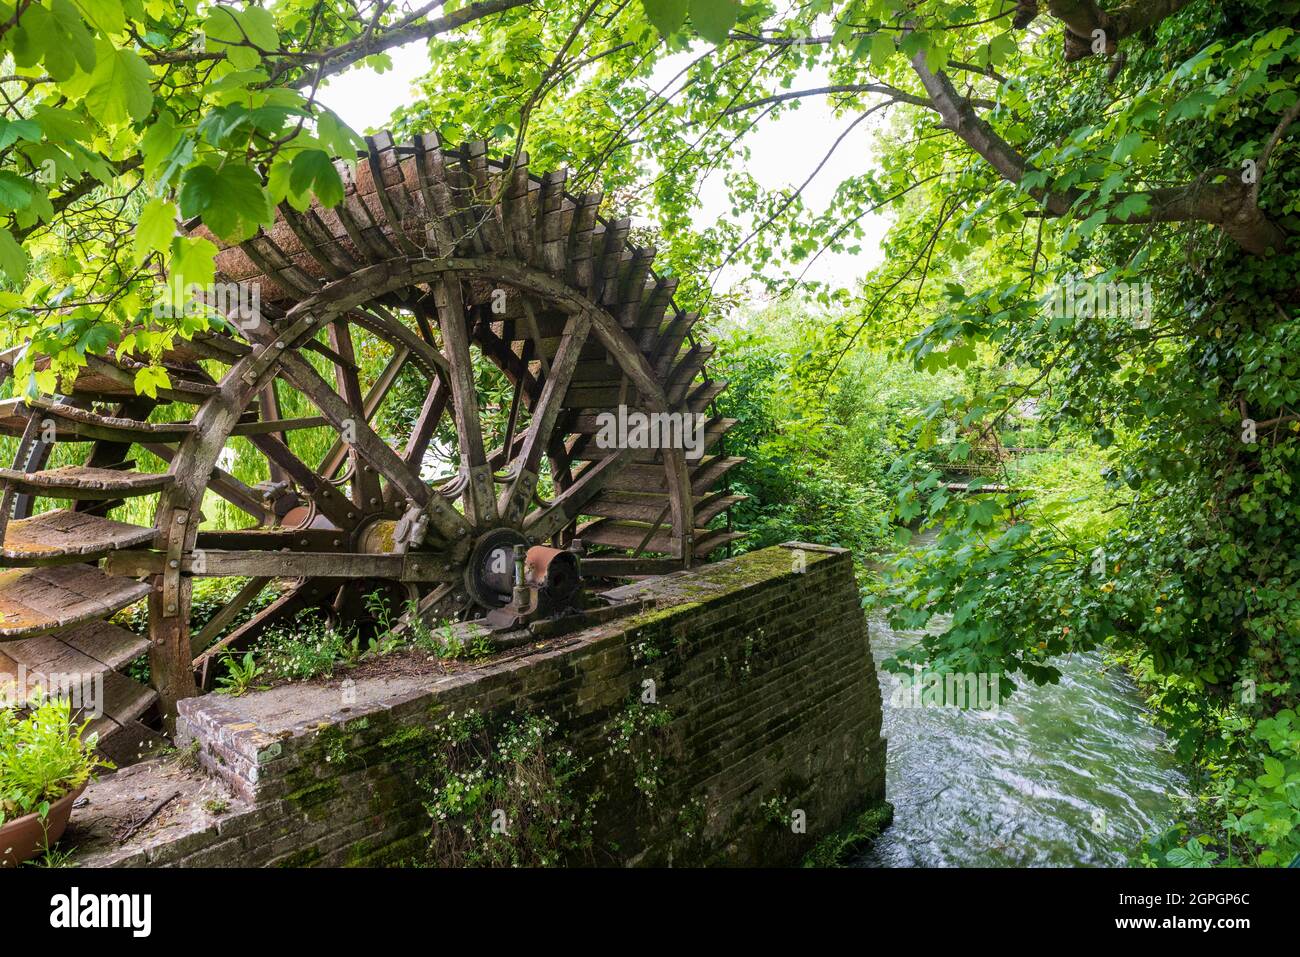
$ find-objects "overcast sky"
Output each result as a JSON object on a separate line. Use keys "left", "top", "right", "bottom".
{"left": 316, "top": 41, "right": 890, "bottom": 296}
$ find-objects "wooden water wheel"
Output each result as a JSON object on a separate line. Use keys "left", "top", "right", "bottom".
{"left": 0, "top": 133, "right": 743, "bottom": 750}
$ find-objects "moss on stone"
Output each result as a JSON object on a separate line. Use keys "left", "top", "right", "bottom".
{"left": 800, "top": 799, "right": 894, "bottom": 868}
{"left": 285, "top": 778, "right": 341, "bottom": 810}
{"left": 379, "top": 725, "right": 431, "bottom": 750}
{"left": 275, "top": 845, "right": 322, "bottom": 868}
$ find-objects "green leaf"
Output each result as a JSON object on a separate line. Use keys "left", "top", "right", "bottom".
{"left": 0, "top": 228, "right": 28, "bottom": 282}
{"left": 205, "top": 5, "right": 279, "bottom": 69}
{"left": 179, "top": 164, "right": 273, "bottom": 240}
{"left": 1111, "top": 131, "right": 1143, "bottom": 164}
{"left": 29, "top": 105, "right": 87, "bottom": 145}
{"left": 1076, "top": 209, "right": 1108, "bottom": 238}
{"left": 690, "top": 0, "right": 738, "bottom": 44}
{"left": 238, "top": 6, "right": 280, "bottom": 52}
{"left": 140, "top": 110, "right": 181, "bottom": 179}
{"left": 71, "top": 0, "right": 125, "bottom": 36}
{"left": 870, "top": 32, "right": 895, "bottom": 69}
{"left": 289, "top": 149, "right": 345, "bottom": 208}
{"left": 134, "top": 198, "right": 177, "bottom": 266}
{"left": 988, "top": 32, "right": 1017, "bottom": 65}
{"left": 50, "top": 0, "right": 97, "bottom": 74}
{"left": 11, "top": 3, "right": 53, "bottom": 70}
{"left": 167, "top": 235, "right": 217, "bottom": 301}
{"left": 1111, "top": 193, "right": 1151, "bottom": 221}
{"left": 0, "top": 171, "right": 35, "bottom": 210}
{"left": 641, "top": 0, "right": 688, "bottom": 37}
{"left": 133, "top": 365, "right": 171, "bottom": 400}
{"left": 0, "top": 118, "right": 42, "bottom": 150}
{"left": 84, "top": 42, "right": 154, "bottom": 126}
{"left": 315, "top": 111, "right": 366, "bottom": 163}
{"left": 968, "top": 499, "right": 999, "bottom": 526}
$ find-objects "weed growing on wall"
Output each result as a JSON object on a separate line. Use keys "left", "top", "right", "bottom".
{"left": 605, "top": 701, "right": 673, "bottom": 809}
{"left": 419, "top": 710, "right": 597, "bottom": 867}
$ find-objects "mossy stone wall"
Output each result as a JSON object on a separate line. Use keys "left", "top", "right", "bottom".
{"left": 79, "top": 543, "right": 886, "bottom": 867}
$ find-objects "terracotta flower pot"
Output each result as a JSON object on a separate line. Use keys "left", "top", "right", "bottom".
{"left": 0, "top": 784, "right": 86, "bottom": 868}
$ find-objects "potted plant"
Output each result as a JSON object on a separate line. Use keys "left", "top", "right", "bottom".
{"left": 1, "top": 693, "right": 110, "bottom": 867}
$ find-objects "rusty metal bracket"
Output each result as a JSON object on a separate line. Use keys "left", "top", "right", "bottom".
{"left": 162, "top": 508, "right": 189, "bottom": 616}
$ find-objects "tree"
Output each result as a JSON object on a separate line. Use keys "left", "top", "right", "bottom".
{"left": 0, "top": 0, "right": 528, "bottom": 390}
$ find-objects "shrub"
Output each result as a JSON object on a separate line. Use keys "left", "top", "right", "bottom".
{"left": 0, "top": 695, "right": 108, "bottom": 827}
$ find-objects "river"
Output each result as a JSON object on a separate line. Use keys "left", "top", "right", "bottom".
{"left": 855, "top": 612, "right": 1189, "bottom": 867}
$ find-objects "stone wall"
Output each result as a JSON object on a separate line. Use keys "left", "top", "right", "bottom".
{"left": 72, "top": 543, "right": 886, "bottom": 867}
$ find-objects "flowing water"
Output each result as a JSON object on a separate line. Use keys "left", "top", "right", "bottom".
{"left": 856, "top": 613, "right": 1189, "bottom": 867}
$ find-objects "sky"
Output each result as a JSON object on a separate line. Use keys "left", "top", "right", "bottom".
{"left": 315, "top": 40, "right": 891, "bottom": 297}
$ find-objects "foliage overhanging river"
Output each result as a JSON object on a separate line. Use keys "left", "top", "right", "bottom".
{"left": 856, "top": 552, "right": 1189, "bottom": 867}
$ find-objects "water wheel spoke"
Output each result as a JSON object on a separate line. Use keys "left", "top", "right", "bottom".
{"left": 277, "top": 350, "right": 468, "bottom": 540}
{"left": 190, "top": 576, "right": 272, "bottom": 655}
{"left": 319, "top": 345, "right": 413, "bottom": 480}
{"left": 525, "top": 448, "right": 633, "bottom": 543}
{"left": 193, "top": 578, "right": 335, "bottom": 689}
{"left": 499, "top": 311, "right": 592, "bottom": 524}
{"left": 355, "top": 303, "right": 450, "bottom": 379}
{"left": 258, "top": 380, "right": 291, "bottom": 485}
{"left": 327, "top": 319, "right": 384, "bottom": 509}
{"left": 475, "top": 316, "right": 542, "bottom": 399}
{"left": 431, "top": 278, "right": 497, "bottom": 527}
{"left": 393, "top": 581, "right": 458, "bottom": 635}
{"left": 244, "top": 431, "right": 358, "bottom": 531}
{"left": 404, "top": 379, "right": 450, "bottom": 470}
{"left": 143, "top": 442, "right": 274, "bottom": 525}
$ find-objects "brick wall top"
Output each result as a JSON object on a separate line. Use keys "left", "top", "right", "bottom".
{"left": 174, "top": 543, "right": 852, "bottom": 798}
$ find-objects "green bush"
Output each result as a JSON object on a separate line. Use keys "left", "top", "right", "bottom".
{"left": 710, "top": 301, "right": 959, "bottom": 559}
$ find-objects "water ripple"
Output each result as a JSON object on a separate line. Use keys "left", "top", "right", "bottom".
{"left": 855, "top": 614, "right": 1187, "bottom": 868}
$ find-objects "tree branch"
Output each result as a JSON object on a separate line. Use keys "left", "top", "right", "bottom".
{"left": 906, "top": 41, "right": 1288, "bottom": 254}
{"left": 11, "top": 156, "right": 144, "bottom": 243}
{"left": 1044, "top": 0, "right": 1196, "bottom": 62}
{"left": 297, "top": 0, "right": 532, "bottom": 85}
{"left": 724, "top": 83, "right": 994, "bottom": 115}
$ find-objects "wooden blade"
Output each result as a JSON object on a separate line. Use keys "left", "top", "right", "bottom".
{"left": 524, "top": 449, "right": 632, "bottom": 542}
{"left": 499, "top": 311, "right": 592, "bottom": 525}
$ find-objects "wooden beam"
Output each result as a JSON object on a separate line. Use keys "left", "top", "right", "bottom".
{"left": 431, "top": 278, "right": 497, "bottom": 527}
{"left": 499, "top": 312, "right": 592, "bottom": 525}
{"left": 276, "top": 350, "right": 469, "bottom": 541}
{"left": 319, "top": 346, "right": 412, "bottom": 479}
{"left": 525, "top": 449, "right": 631, "bottom": 542}
{"left": 108, "top": 549, "right": 458, "bottom": 581}
{"left": 190, "top": 576, "right": 272, "bottom": 655}
{"left": 329, "top": 319, "right": 385, "bottom": 509}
